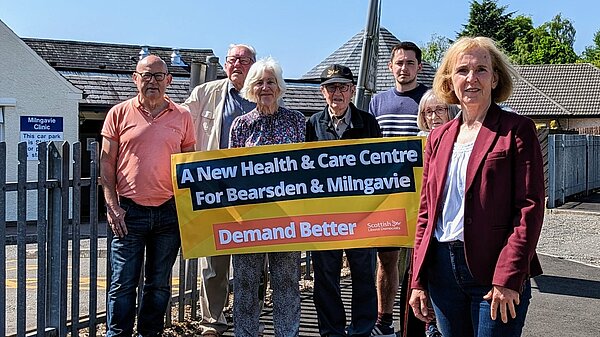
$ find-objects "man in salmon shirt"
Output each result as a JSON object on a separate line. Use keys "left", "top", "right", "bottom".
{"left": 101, "top": 54, "right": 195, "bottom": 337}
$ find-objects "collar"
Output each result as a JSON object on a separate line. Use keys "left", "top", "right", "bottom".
{"left": 133, "top": 95, "right": 174, "bottom": 118}
{"left": 227, "top": 80, "right": 238, "bottom": 93}
{"left": 319, "top": 103, "right": 365, "bottom": 128}
{"left": 328, "top": 106, "right": 351, "bottom": 125}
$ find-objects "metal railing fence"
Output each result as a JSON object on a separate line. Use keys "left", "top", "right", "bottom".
{"left": 547, "top": 134, "right": 600, "bottom": 208}
{"left": 1, "top": 140, "right": 310, "bottom": 337}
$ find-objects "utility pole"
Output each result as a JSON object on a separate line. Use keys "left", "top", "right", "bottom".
{"left": 354, "top": 0, "right": 381, "bottom": 110}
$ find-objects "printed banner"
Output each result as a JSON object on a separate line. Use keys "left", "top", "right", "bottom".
{"left": 171, "top": 137, "right": 424, "bottom": 258}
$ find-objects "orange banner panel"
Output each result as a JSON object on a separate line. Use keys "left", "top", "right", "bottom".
{"left": 213, "top": 209, "right": 407, "bottom": 250}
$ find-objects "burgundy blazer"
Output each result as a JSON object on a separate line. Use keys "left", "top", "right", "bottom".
{"left": 411, "top": 103, "right": 545, "bottom": 292}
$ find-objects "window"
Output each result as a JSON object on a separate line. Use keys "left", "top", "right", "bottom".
{"left": 0, "top": 98, "right": 16, "bottom": 143}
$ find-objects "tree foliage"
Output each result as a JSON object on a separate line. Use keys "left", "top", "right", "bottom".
{"left": 581, "top": 30, "right": 600, "bottom": 68}
{"left": 457, "top": 0, "right": 522, "bottom": 54}
{"left": 422, "top": 34, "right": 451, "bottom": 69}
{"left": 542, "top": 14, "right": 576, "bottom": 47}
{"left": 512, "top": 15, "right": 578, "bottom": 65}
{"left": 458, "top": 0, "right": 580, "bottom": 65}
{"left": 513, "top": 27, "right": 578, "bottom": 64}
{"left": 508, "top": 15, "right": 534, "bottom": 41}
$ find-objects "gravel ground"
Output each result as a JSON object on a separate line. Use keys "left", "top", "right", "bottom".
{"left": 537, "top": 210, "right": 600, "bottom": 267}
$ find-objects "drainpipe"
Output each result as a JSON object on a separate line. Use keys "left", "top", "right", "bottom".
{"left": 354, "top": 0, "right": 381, "bottom": 111}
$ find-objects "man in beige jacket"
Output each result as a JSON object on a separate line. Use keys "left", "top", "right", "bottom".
{"left": 182, "top": 43, "right": 256, "bottom": 337}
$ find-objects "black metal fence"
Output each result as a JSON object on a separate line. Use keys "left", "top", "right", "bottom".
{"left": 0, "top": 141, "right": 206, "bottom": 336}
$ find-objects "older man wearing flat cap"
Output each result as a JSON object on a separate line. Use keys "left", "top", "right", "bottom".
{"left": 306, "top": 64, "right": 382, "bottom": 337}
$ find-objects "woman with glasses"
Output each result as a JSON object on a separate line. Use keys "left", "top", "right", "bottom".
{"left": 229, "top": 56, "right": 305, "bottom": 337}
{"left": 414, "top": 89, "right": 459, "bottom": 337}
{"left": 416, "top": 89, "right": 460, "bottom": 137}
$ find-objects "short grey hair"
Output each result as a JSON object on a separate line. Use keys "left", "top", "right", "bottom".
{"left": 227, "top": 44, "right": 257, "bottom": 61}
{"left": 417, "top": 89, "right": 460, "bottom": 132}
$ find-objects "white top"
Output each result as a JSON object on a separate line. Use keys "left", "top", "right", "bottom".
{"left": 435, "top": 141, "right": 475, "bottom": 242}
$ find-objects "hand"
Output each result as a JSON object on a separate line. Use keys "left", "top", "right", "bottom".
{"left": 107, "top": 205, "right": 127, "bottom": 238}
{"left": 409, "top": 289, "right": 435, "bottom": 323}
{"left": 483, "top": 285, "right": 520, "bottom": 323}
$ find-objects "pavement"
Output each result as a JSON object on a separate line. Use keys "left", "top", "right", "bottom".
{"left": 3, "top": 192, "right": 600, "bottom": 336}
{"left": 227, "top": 193, "right": 600, "bottom": 337}
{"left": 549, "top": 189, "right": 600, "bottom": 214}
{"left": 524, "top": 254, "right": 600, "bottom": 337}
{"left": 212, "top": 252, "right": 600, "bottom": 337}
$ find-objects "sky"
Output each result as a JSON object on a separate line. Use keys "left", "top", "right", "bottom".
{"left": 1, "top": 0, "right": 598, "bottom": 78}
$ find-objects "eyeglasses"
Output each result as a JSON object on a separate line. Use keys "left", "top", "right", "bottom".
{"left": 324, "top": 84, "right": 351, "bottom": 93}
{"left": 135, "top": 72, "right": 168, "bottom": 82}
{"left": 225, "top": 56, "right": 254, "bottom": 65}
{"left": 424, "top": 106, "right": 448, "bottom": 116}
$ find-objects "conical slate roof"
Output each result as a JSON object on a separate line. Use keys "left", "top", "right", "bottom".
{"left": 302, "top": 27, "right": 436, "bottom": 92}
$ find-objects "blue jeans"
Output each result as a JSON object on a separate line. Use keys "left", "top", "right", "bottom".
{"left": 427, "top": 240, "right": 531, "bottom": 337}
{"left": 312, "top": 248, "right": 377, "bottom": 337}
{"left": 106, "top": 197, "right": 181, "bottom": 337}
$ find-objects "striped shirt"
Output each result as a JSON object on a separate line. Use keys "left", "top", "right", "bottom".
{"left": 368, "top": 84, "right": 428, "bottom": 137}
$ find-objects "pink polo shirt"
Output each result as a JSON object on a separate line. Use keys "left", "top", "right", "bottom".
{"left": 101, "top": 96, "right": 196, "bottom": 206}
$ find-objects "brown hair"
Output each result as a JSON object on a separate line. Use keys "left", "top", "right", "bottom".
{"left": 390, "top": 41, "right": 422, "bottom": 64}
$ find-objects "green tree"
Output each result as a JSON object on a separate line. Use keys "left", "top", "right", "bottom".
{"left": 508, "top": 15, "right": 535, "bottom": 40}
{"left": 542, "top": 14, "right": 576, "bottom": 47}
{"left": 581, "top": 30, "right": 600, "bottom": 68}
{"left": 513, "top": 27, "right": 578, "bottom": 64}
{"left": 512, "top": 14, "right": 578, "bottom": 65}
{"left": 457, "top": 0, "right": 524, "bottom": 54}
{"left": 422, "top": 34, "right": 451, "bottom": 69}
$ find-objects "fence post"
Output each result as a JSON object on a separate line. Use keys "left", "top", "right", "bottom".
{"left": 47, "top": 141, "right": 69, "bottom": 336}
{"left": 548, "top": 135, "right": 556, "bottom": 208}
{"left": 559, "top": 135, "right": 566, "bottom": 206}
{"left": 16, "top": 142, "right": 28, "bottom": 336}
{"left": 37, "top": 142, "right": 49, "bottom": 337}
{"left": 0, "top": 142, "right": 6, "bottom": 337}
{"left": 87, "top": 140, "right": 99, "bottom": 336}
{"left": 177, "top": 252, "right": 186, "bottom": 322}
{"left": 71, "top": 142, "right": 82, "bottom": 335}
{"left": 304, "top": 252, "right": 313, "bottom": 280}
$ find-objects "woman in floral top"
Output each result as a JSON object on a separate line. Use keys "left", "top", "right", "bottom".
{"left": 229, "top": 57, "right": 305, "bottom": 337}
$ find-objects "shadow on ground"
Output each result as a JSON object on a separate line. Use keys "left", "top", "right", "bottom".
{"left": 533, "top": 275, "right": 600, "bottom": 299}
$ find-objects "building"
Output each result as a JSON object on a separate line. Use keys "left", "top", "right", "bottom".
{"left": 506, "top": 63, "right": 600, "bottom": 131}
{"left": 0, "top": 20, "right": 82, "bottom": 220}
{"left": 21, "top": 37, "right": 223, "bottom": 145}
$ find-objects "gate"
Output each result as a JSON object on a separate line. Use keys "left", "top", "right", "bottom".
{"left": 1, "top": 141, "right": 203, "bottom": 336}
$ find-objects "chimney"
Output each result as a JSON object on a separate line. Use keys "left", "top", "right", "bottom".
{"left": 139, "top": 46, "right": 150, "bottom": 60}
{"left": 171, "top": 48, "right": 187, "bottom": 66}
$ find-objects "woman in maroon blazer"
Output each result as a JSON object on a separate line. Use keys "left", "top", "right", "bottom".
{"left": 408, "top": 37, "right": 545, "bottom": 337}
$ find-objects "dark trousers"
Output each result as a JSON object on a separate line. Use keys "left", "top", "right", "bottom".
{"left": 106, "top": 197, "right": 181, "bottom": 337}
{"left": 312, "top": 248, "right": 377, "bottom": 337}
